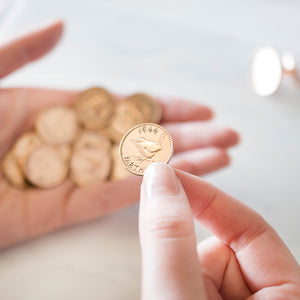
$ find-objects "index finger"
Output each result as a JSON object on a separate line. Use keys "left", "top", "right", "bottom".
{"left": 175, "top": 169, "right": 300, "bottom": 293}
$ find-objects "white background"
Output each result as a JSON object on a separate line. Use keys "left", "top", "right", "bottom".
{"left": 0, "top": 1, "right": 299, "bottom": 299}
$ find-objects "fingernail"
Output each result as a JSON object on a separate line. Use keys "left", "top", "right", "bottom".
{"left": 142, "top": 163, "right": 179, "bottom": 200}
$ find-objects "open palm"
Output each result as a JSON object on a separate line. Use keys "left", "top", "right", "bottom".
{"left": 0, "top": 21, "right": 239, "bottom": 249}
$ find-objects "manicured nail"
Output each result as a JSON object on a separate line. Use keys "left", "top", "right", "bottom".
{"left": 142, "top": 162, "right": 179, "bottom": 200}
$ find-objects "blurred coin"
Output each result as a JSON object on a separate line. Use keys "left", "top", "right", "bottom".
{"left": 110, "top": 144, "right": 131, "bottom": 181}
{"left": 76, "top": 87, "right": 115, "bottom": 130}
{"left": 35, "top": 106, "right": 78, "bottom": 144}
{"left": 24, "top": 145, "right": 68, "bottom": 188}
{"left": 74, "top": 131, "right": 111, "bottom": 152}
{"left": 119, "top": 123, "right": 173, "bottom": 176}
{"left": 1, "top": 152, "right": 26, "bottom": 188}
{"left": 109, "top": 101, "right": 145, "bottom": 143}
{"left": 70, "top": 147, "right": 111, "bottom": 186}
{"left": 126, "top": 93, "right": 162, "bottom": 123}
{"left": 12, "top": 132, "right": 41, "bottom": 169}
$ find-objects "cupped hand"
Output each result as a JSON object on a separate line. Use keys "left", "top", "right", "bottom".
{"left": 139, "top": 163, "right": 300, "bottom": 299}
{"left": 0, "top": 21, "right": 238, "bottom": 249}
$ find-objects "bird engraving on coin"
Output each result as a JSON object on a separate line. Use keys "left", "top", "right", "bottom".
{"left": 132, "top": 134, "right": 165, "bottom": 163}
{"left": 119, "top": 123, "right": 173, "bottom": 176}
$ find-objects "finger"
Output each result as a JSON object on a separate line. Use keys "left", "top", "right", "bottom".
{"left": 164, "top": 122, "right": 239, "bottom": 153}
{"left": 175, "top": 170, "right": 300, "bottom": 293}
{"left": 139, "top": 163, "right": 207, "bottom": 300}
{"left": 170, "top": 147, "right": 230, "bottom": 176}
{"left": 160, "top": 98, "right": 213, "bottom": 122}
{"left": 197, "top": 237, "right": 251, "bottom": 299}
{"left": 0, "top": 20, "right": 63, "bottom": 78}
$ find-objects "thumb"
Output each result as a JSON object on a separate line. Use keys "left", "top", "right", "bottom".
{"left": 139, "top": 163, "right": 207, "bottom": 300}
{"left": 0, "top": 19, "right": 63, "bottom": 79}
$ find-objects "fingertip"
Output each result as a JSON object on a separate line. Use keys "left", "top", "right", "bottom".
{"left": 42, "top": 18, "right": 64, "bottom": 45}
{"left": 212, "top": 148, "right": 231, "bottom": 167}
{"left": 224, "top": 128, "right": 240, "bottom": 146}
{"left": 215, "top": 127, "right": 240, "bottom": 148}
{"left": 142, "top": 162, "right": 179, "bottom": 201}
{"left": 200, "top": 105, "right": 214, "bottom": 120}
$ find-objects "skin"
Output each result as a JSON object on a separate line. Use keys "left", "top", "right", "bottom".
{"left": 139, "top": 163, "right": 300, "bottom": 299}
{"left": 0, "top": 20, "right": 239, "bottom": 249}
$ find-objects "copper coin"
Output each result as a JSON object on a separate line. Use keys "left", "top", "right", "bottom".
{"left": 12, "top": 132, "right": 41, "bottom": 169}
{"left": 35, "top": 106, "right": 79, "bottom": 144}
{"left": 109, "top": 101, "right": 145, "bottom": 142}
{"left": 126, "top": 93, "right": 162, "bottom": 124}
{"left": 110, "top": 144, "right": 131, "bottom": 181}
{"left": 24, "top": 145, "right": 68, "bottom": 188}
{"left": 76, "top": 87, "right": 115, "bottom": 130}
{"left": 119, "top": 123, "right": 173, "bottom": 176}
{"left": 70, "top": 147, "right": 111, "bottom": 186}
{"left": 74, "top": 131, "right": 111, "bottom": 153}
{"left": 1, "top": 151, "right": 26, "bottom": 188}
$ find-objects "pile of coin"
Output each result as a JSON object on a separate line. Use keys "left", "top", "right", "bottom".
{"left": 1, "top": 87, "right": 162, "bottom": 189}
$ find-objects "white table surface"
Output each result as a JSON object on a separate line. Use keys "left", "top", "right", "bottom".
{"left": 0, "top": 1, "right": 299, "bottom": 299}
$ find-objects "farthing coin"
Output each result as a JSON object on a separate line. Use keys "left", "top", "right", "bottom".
{"left": 35, "top": 106, "right": 79, "bottom": 144}
{"left": 70, "top": 147, "right": 111, "bottom": 186}
{"left": 24, "top": 145, "right": 68, "bottom": 188}
{"left": 76, "top": 87, "right": 115, "bottom": 130}
{"left": 126, "top": 93, "right": 162, "bottom": 124}
{"left": 119, "top": 123, "right": 173, "bottom": 176}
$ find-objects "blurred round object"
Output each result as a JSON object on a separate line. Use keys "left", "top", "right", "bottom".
{"left": 282, "top": 52, "right": 296, "bottom": 74}
{"left": 250, "top": 46, "right": 282, "bottom": 96}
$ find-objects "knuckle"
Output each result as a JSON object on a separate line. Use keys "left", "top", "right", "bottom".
{"left": 146, "top": 215, "right": 192, "bottom": 239}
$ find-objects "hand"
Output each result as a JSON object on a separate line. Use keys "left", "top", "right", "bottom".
{"left": 139, "top": 163, "right": 300, "bottom": 299}
{"left": 0, "top": 21, "right": 238, "bottom": 249}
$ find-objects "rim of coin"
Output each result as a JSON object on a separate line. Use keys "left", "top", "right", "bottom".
{"left": 119, "top": 123, "right": 174, "bottom": 176}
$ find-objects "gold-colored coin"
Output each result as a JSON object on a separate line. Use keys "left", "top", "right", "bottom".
{"left": 12, "top": 132, "right": 41, "bottom": 169}
{"left": 126, "top": 93, "right": 162, "bottom": 124}
{"left": 110, "top": 144, "right": 131, "bottom": 181}
{"left": 24, "top": 145, "right": 68, "bottom": 188}
{"left": 74, "top": 131, "right": 111, "bottom": 153}
{"left": 35, "top": 106, "right": 79, "bottom": 144}
{"left": 1, "top": 152, "right": 26, "bottom": 188}
{"left": 76, "top": 87, "right": 115, "bottom": 130}
{"left": 109, "top": 101, "right": 145, "bottom": 143}
{"left": 70, "top": 147, "right": 111, "bottom": 186}
{"left": 119, "top": 123, "right": 173, "bottom": 176}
